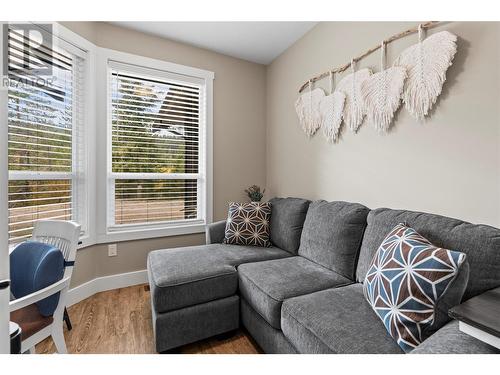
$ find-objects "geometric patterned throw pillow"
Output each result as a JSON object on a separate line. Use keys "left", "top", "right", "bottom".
{"left": 363, "top": 223, "right": 467, "bottom": 352}
{"left": 223, "top": 202, "right": 272, "bottom": 247}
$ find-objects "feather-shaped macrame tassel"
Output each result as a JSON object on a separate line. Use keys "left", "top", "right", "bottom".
{"left": 319, "top": 72, "right": 346, "bottom": 143}
{"left": 393, "top": 28, "right": 457, "bottom": 120}
{"left": 320, "top": 92, "right": 346, "bottom": 143}
{"left": 361, "top": 41, "right": 406, "bottom": 132}
{"left": 294, "top": 85, "right": 325, "bottom": 136}
{"left": 336, "top": 63, "right": 372, "bottom": 133}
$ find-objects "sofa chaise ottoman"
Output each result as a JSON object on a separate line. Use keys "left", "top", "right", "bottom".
{"left": 147, "top": 243, "right": 293, "bottom": 352}
{"left": 147, "top": 197, "right": 500, "bottom": 354}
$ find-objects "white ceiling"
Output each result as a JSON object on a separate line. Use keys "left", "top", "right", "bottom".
{"left": 110, "top": 22, "right": 318, "bottom": 65}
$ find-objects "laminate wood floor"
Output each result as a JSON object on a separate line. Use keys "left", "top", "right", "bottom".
{"left": 36, "top": 284, "right": 262, "bottom": 354}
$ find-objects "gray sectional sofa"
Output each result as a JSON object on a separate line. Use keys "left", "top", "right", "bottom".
{"left": 147, "top": 198, "right": 500, "bottom": 354}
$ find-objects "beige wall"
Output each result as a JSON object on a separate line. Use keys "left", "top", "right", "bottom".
{"left": 266, "top": 22, "right": 500, "bottom": 228}
{"left": 61, "top": 22, "right": 267, "bottom": 287}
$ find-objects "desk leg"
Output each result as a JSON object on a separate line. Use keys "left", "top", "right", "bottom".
{"left": 63, "top": 307, "right": 72, "bottom": 331}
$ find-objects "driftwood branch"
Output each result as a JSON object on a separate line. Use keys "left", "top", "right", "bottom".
{"left": 298, "top": 21, "right": 441, "bottom": 93}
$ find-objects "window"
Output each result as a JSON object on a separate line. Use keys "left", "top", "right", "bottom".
{"left": 5, "top": 25, "right": 213, "bottom": 246}
{"left": 104, "top": 57, "right": 212, "bottom": 236}
{"left": 7, "top": 25, "right": 88, "bottom": 244}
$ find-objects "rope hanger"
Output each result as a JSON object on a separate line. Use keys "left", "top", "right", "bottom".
{"left": 298, "top": 21, "right": 441, "bottom": 93}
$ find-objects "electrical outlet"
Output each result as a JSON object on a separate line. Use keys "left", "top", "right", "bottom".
{"left": 108, "top": 244, "right": 117, "bottom": 257}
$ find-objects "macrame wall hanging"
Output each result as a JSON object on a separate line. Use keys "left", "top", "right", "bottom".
{"left": 319, "top": 71, "right": 345, "bottom": 142}
{"left": 296, "top": 21, "right": 458, "bottom": 142}
{"left": 336, "top": 61, "right": 371, "bottom": 133}
{"left": 361, "top": 41, "right": 406, "bottom": 132}
{"left": 393, "top": 26, "right": 458, "bottom": 120}
{"left": 294, "top": 82, "right": 324, "bottom": 136}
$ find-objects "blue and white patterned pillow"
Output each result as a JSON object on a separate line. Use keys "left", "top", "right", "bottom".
{"left": 363, "top": 223, "right": 468, "bottom": 352}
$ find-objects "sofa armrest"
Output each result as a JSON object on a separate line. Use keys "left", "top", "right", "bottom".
{"left": 411, "top": 320, "right": 499, "bottom": 354}
{"left": 206, "top": 220, "right": 227, "bottom": 244}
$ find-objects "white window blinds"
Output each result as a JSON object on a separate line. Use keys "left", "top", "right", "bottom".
{"left": 108, "top": 64, "right": 204, "bottom": 228}
{"left": 7, "top": 26, "right": 87, "bottom": 243}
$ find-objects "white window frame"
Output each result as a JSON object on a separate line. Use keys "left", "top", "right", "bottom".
{"left": 96, "top": 48, "right": 214, "bottom": 243}
{"left": 6, "top": 22, "right": 97, "bottom": 249}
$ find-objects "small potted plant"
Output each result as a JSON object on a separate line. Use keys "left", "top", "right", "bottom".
{"left": 245, "top": 185, "right": 265, "bottom": 202}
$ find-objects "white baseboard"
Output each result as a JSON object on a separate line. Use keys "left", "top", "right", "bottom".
{"left": 67, "top": 269, "right": 148, "bottom": 307}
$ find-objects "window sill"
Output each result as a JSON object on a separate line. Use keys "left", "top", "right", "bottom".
{"left": 95, "top": 222, "right": 207, "bottom": 244}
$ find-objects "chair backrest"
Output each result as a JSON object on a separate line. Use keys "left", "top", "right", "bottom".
{"left": 31, "top": 220, "right": 81, "bottom": 279}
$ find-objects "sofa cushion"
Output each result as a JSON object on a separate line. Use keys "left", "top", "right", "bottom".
{"left": 269, "top": 197, "right": 310, "bottom": 254}
{"left": 148, "top": 244, "right": 291, "bottom": 313}
{"left": 281, "top": 284, "right": 404, "bottom": 354}
{"left": 238, "top": 257, "right": 351, "bottom": 329}
{"left": 298, "top": 200, "right": 370, "bottom": 279}
{"left": 363, "top": 223, "right": 469, "bottom": 352}
{"left": 357, "top": 208, "right": 500, "bottom": 301}
{"left": 223, "top": 202, "right": 272, "bottom": 247}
